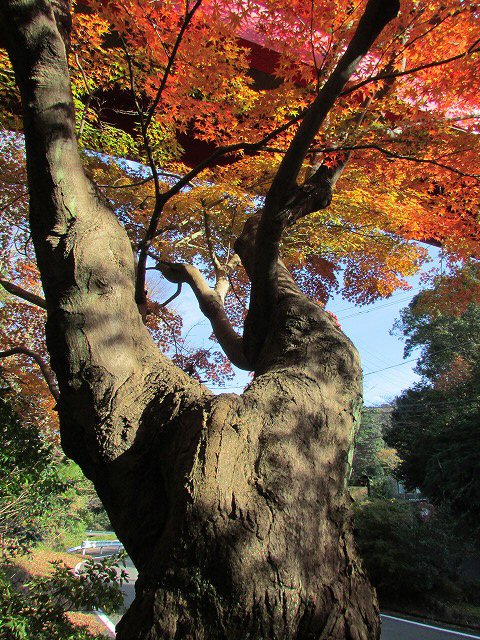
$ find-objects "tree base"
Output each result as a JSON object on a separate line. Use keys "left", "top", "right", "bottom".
{"left": 115, "top": 372, "right": 380, "bottom": 640}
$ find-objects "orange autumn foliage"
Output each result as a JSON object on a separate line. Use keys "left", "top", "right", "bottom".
{"left": 0, "top": 0, "right": 479, "bottom": 431}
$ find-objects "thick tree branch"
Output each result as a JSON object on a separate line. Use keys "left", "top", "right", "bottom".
{"left": 0, "top": 278, "right": 47, "bottom": 309}
{"left": 245, "top": 0, "right": 400, "bottom": 363}
{"left": 156, "top": 261, "right": 250, "bottom": 370}
{"left": 282, "top": 55, "right": 409, "bottom": 229}
{"left": 234, "top": 214, "right": 304, "bottom": 304}
{"left": 265, "top": 0, "right": 400, "bottom": 212}
{"left": 135, "top": 110, "right": 307, "bottom": 309}
{"left": 0, "top": 345, "right": 59, "bottom": 401}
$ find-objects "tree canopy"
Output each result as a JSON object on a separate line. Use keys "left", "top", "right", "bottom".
{"left": 350, "top": 406, "right": 398, "bottom": 492}
{"left": 1, "top": 0, "right": 479, "bottom": 417}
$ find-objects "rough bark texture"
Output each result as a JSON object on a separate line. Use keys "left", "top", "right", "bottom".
{"left": 0, "top": 0, "right": 394, "bottom": 638}
{"left": 117, "top": 290, "right": 378, "bottom": 640}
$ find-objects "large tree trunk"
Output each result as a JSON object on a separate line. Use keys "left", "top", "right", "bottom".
{"left": 0, "top": 1, "right": 382, "bottom": 638}
{"left": 116, "top": 287, "right": 379, "bottom": 640}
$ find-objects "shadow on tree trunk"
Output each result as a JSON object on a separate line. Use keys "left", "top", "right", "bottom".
{"left": 114, "top": 297, "right": 379, "bottom": 639}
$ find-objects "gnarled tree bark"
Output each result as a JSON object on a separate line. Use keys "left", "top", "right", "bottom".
{"left": 0, "top": 0, "right": 400, "bottom": 637}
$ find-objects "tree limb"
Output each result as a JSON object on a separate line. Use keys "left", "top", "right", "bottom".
{"left": 264, "top": 0, "right": 400, "bottom": 212}
{"left": 0, "top": 0, "right": 201, "bottom": 472}
{"left": 0, "top": 278, "right": 46, "bottom": 310}
{"left": 156, "top": 261, "right": 250, "bottom": 370}
{"left": 282, "top": 53, "right": 413, "bottom": 229}
{"left": 159, "top": 282, "right": 182, "bottom": 308}
{"left": 134, "top": 108, "right": 306, "bottom": 309}
{"left": 341, "top": 38, "right": 480, "bottom": 98}
{"left": 309, "top": 144, "right": 480, "bottom": 182}
{"left": 245, "top": 0, "right": 400, "bottom": 362}
{"left": 132, "top": 108, "right": 307, "bottom": 313}
{"left": 0, "top": 345, "right": 59, "bottom": 401}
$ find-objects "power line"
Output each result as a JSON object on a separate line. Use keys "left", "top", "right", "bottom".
{"left": 339, "top": 295, "right": 416, "bottom": 320}
{"left": 363, "top": 357, "right": 418, "bottom": 376}
{"left": 209, "top": 384, "right": 246, "bottom": 390}
{"left": 363, "top": 338, "right": 475, "bottom": 377}
{"left": 359, "top": 345, "right": 418, "bottom": 385}
{"left": 330, "top": 287, "right": 421, "bottom": 315}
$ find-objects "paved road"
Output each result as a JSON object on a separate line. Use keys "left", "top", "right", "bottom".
{"left": 381, "top": 614, "right": 480, "bottom": 640}
{"left": 109, "top": 556, "right": 138, "bottom": 626}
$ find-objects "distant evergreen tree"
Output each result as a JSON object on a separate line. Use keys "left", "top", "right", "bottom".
{"left": 351, "top": 406, "right": 397, "bottom": 497}
{"left": 388, "top": 298, "right": 480, "bottom": 536}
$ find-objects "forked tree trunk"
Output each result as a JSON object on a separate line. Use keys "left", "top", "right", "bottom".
{"left": 0, "top": 1, "right": 383, "bottom": 638}
{"left": 115, "top": 290, "right": 379, "bottom": 640}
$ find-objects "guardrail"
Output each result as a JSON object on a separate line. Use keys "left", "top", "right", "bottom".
{"left": 68, "top": 539, "right": 124, "bottom": 556}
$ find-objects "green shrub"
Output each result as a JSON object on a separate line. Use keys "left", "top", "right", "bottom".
{"left": 353, "top": 499, "right": 465, "bottom": 605}
{"left": 0, "top": 397, "right": 66, "bottom": 557}
{"left": 0, "top": 393, "right": 111, "bottom": 555}
{"left": 0, "top": 554, "right": 127, "bottom": 639}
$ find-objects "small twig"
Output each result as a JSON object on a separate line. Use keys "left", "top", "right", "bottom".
{"left": 122, "top": 39, "right": 160, "bottom": 200}
{"left": 309, "top": 0, "right": 321, "bottom": 91}
{"left": 0, "top": 191, "right": 28, "bottom": 215}
{"left": 122, "top": 38, "right": 164, "bottom": 307}
{"left": 264, "top": 142, "right": 480, "bottom": 183}
{"left": 144, "top": 0, "right": 204, "bottom": 130}
{"left": 74, "top": 53, "right": 93, "bottom": 141}
{"left": 159, "top": 282, "right": 182, "bottom": 307}
{"left": 227, "top": 273, "right": 248, "bottom": 312}
{"left": 309, "top": 143, "right": 480, "bottom": 181}
{"left": 203, "top": 210, "right": 222, "bottom": 273}
{"left": 159, "top": 110, "right": 307, "bottom": 203}
{"left": 97, "top": 170, "right": 182, "bottom": 190}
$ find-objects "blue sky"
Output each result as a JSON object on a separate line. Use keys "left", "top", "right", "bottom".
{"left": 123, "top": 156, "right": 437, "bottom": 406}
{"left": 329, "top": 287, "right": 423, "bottom": 405}
{"left": 154, "top": 243, "right": 441, "bottom": 407}
{"left": 333, "top": 244, "right": 441, "bottom": 405}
